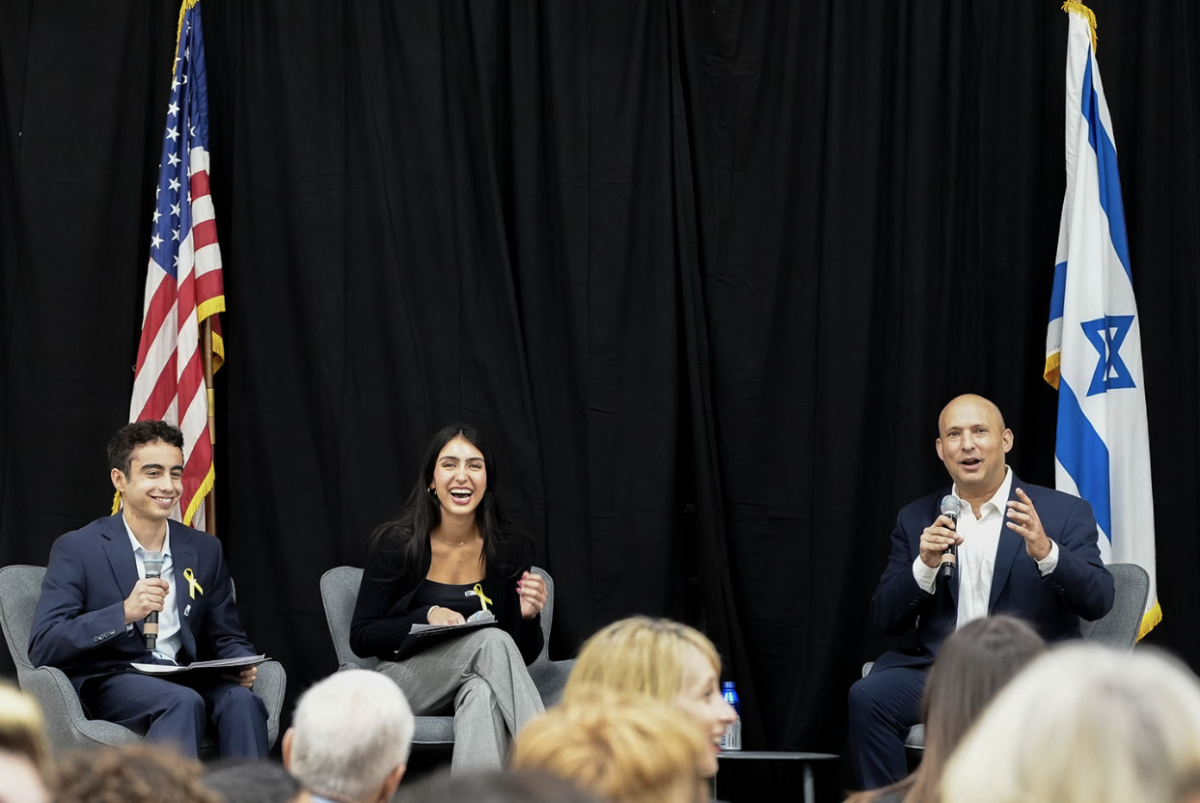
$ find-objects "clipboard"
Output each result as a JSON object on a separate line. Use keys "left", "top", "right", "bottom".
{"left": 131, "top": 654, "right": 268, "bottom": 676}
{"left": 397, "top": 618, "right": 498, "bottom": 660}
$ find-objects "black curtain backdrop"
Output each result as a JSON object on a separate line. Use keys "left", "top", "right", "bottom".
{"left": 2, "top": 0, "right": 1199, "bottom": 759}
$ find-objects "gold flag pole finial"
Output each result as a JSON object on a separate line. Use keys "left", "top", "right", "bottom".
{"left": 1062, "top": 1, "right": 1099, "bottom": 53}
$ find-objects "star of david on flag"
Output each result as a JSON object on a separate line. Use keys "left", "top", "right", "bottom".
{"left": 1045, "top": 2, "right": 1159, "bottom": 637}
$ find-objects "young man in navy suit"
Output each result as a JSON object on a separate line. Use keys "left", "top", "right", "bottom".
{"left": 848, "top": 394, "right": 1114, "bottom": 789}
{"left": 29, "top": 420, "right": 268, "bottom": 757}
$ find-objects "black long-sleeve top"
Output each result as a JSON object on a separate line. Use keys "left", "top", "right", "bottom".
{"left": 349, "top": 535, "right": 543, "bottom": 665}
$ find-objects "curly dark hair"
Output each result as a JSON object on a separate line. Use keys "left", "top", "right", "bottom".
{"left": 368, "top": 422, "right": 530, "bottom": 577}
{"left": 54, "top": 744, "right": 223, "bottom": 803}
{"left": 107, "top": 420, "right": 185, "bottom": 476}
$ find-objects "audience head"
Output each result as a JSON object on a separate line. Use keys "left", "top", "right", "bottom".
{"left": 511, "top": 688, "right": 707, "bottom": 803}
{"left": 870, "top": 615, "right": 1045, "bottom": 803}
{"left": 0, "top": 749, "right": 49, "bottom": 803}
{"left": 202, "top": 759, "right": 309, "bottom": 803}
{"left": 921, "top": 616, "right": 1045, "bottom": 761}
{"left": 0, "top": 681, "right": 52, "bottom": 782}
{"left": 397, "top": 769, "right": 606, "bottom": 803}
{"left": 564, "top": 616, "right": 736, "bottom": 776}
{"left": 941, "top": 643, "right": 1200, "bottom": 803}
{"left": 283, "top": 670, "right": 414, "bottom": 803}
{"left": 54, "top": 744, "right": 221, "bottom": 803}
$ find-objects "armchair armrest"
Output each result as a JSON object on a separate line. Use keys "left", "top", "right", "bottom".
{"left": 23, "top": 666, "right": 140, "bottom": 751}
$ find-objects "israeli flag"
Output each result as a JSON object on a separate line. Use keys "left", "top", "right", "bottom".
{"left": 1045, "top": 4, "right": 1159, "bottom": 637}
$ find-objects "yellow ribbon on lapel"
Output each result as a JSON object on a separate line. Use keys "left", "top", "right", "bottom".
{"left": 183, "top": 568, "right": 204, "bottom": 599}
{"left": 472, "top": 583, "right": 493, "bottom": 612}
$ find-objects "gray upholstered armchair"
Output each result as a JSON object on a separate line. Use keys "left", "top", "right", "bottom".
{"left": 861, "top": 561, "right": 1152, "bottom": 753}
{"left": 0, "top": 564, "right": 287, "bottom": 752}
{"left": 319, "top": 564, "right": 574, "bottom": 747}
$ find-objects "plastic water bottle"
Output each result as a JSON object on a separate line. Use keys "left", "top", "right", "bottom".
{"left": 719, "top": 681, "right": 742, "bottom": 750}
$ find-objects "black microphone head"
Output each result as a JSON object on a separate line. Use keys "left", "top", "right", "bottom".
{"left": 940, "top": 495, "right": 961, "bottom": 522}
{"left": 144, "top": 551, "right": 165, "bottom": 578}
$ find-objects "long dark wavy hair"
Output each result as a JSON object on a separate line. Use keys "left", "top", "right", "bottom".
{"left": 367, "top": 423, "right": 530, "bottom": 578}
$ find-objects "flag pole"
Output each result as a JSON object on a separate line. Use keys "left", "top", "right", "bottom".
{"left": 202, "top": 316, "right": 217, "bottom": 536}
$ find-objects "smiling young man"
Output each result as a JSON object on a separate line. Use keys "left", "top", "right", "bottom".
{"left": 847, "top": 394, "right": 1114, "bottom": 790}
{"left": 28, "top": 421, "right": 268, "bottom": 758}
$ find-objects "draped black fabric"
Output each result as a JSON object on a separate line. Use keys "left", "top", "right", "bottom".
{"left": 2, "top": 1, "right": 1199, "bottom": 763}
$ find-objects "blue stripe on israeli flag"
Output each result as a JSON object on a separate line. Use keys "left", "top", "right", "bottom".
{"left": 1081, "top": 51, "right": 1132, "bottom": 282}
{"left": 1056, "top": 377, "right": 1112, "bottom": 541}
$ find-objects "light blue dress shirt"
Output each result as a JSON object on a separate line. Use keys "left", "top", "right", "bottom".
{"left": 122, "top": 516, "right": 184, "bottom": 664}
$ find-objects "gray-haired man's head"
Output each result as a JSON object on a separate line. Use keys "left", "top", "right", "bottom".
{"left": 283, "top": 670, "right": 414, "bottom": 803}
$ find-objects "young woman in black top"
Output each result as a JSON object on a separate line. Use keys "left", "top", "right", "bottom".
{"left": 350, "top": 423, "right": 547, "bottom": 771}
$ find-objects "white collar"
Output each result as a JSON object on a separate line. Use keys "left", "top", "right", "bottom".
{"left": 952, "top": 465, "right": 1013, "bottom": 518}
{"left": 122, "top": 514, "right": 172, "bottom": 558}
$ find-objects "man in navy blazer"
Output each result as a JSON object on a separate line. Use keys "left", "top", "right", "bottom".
{"left": 848, "top": 395, "right": 1114, "bottom": 789}
{"left": 29, "top": 420, "right": 268, "bottom": 758}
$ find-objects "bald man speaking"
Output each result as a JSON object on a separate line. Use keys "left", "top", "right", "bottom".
{"left": 848, "top": 395, "right": 1114, "bottom": 789}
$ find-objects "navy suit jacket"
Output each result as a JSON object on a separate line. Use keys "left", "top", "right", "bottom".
{"left": 870, "top": 475, "right": 1114, "bottom": 671}
{"left": 29, "top": 514, "right": 257, "bottom": 695}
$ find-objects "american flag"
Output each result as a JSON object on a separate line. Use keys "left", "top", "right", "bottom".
{"left": 129, "top": 0, "right": 223, "bottom": 530}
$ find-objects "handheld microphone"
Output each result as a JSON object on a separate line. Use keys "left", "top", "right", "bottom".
{"left": 939, "top": 496, "right": 960, "bottom": 581}
{"left": 143, "top": 551, "right": 165, "bottom": 651}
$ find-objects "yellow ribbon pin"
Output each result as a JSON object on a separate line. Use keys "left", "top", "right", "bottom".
{"left": 183, "top": 568, "right": 204, "bottom": 599}
{"left": 472, "top": 583, "right": 493, "bottom": 612}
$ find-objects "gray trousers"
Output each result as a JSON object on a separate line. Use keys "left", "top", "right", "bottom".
{"left": 377, "top": 627, "right": 545, "bottom": 772}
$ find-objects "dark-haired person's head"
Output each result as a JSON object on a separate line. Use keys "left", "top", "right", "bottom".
{"left": 370, "top": 422, "right": 532, "bottom": 571}
{"left": 397, "top": 769, "right": 605, "bottom": 803}
{"left": 107, "top": 420, "right": 185, "bottom": 477}
{"left": 54, "top": 744, "right": 221, "bottom": 803}
{"left": 202, "top": 759, "right": 309, "bottom": 803}
{"left": 107, "top": 421, "right": 186, "bottom": 527}
{"left": 416, "top": 422, "right": 501, "bottom": 533}
{"left": 922, "top": 615, "right": 1046, "bottom": 755}
{"left": 849, "top": 615, "right": 1045, "bottom": 803}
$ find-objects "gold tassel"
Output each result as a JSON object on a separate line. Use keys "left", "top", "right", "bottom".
{"left": 172, "top": 0, "right": 202, "bottom": 78}
{"left": 1062, "top": 1, "right": 1099, "bottom": 54}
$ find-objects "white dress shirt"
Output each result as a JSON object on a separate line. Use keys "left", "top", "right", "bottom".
{"left": 912, "top": 467, "right": 1060, "bottom": 630}
{"left": 123, "top": 517, "right": 183, "bottom": 663}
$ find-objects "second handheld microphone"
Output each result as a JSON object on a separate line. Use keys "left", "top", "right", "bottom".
{"left": 143, "top": 551, "right": 165, "bottom": 651}
{"left": 938, "top": 495, "right": 960, "bottom": 581}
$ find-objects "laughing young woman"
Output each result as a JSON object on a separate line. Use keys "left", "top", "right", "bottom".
{"left": 350, "top": 423, "right": 547, "bottom": 772}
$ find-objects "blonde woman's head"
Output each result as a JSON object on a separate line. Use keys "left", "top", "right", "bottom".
{"left": 564, "top": 617, "right": 737, "bottom": 776}
{"left": 941, "top": 643, "right": 1200, "bottom": 803}
{"left": 511, "top": 688, "right": 706, "bottom": 803}
{"left": 566, "top": 617, "right": 720, "bottom": 702}
{"left": 0, "top": 681, "right": 51, "bottom": 781}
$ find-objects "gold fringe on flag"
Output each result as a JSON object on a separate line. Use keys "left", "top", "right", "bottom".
{"left": 1062, "top": 1, "right": 1098, "bottom": 54}
{"left": 1139, "top": 599, "right": 1163, "bottom": 641}
{"left": 174, "top": 0, "right": 202, "bottom": 67}
{"left": 1044, "top": 352, "right": 1062, "bottom": 390}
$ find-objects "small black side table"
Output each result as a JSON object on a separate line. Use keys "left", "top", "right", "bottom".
{"left": 715, "top": 750, "right": 839, "bottom": 803}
